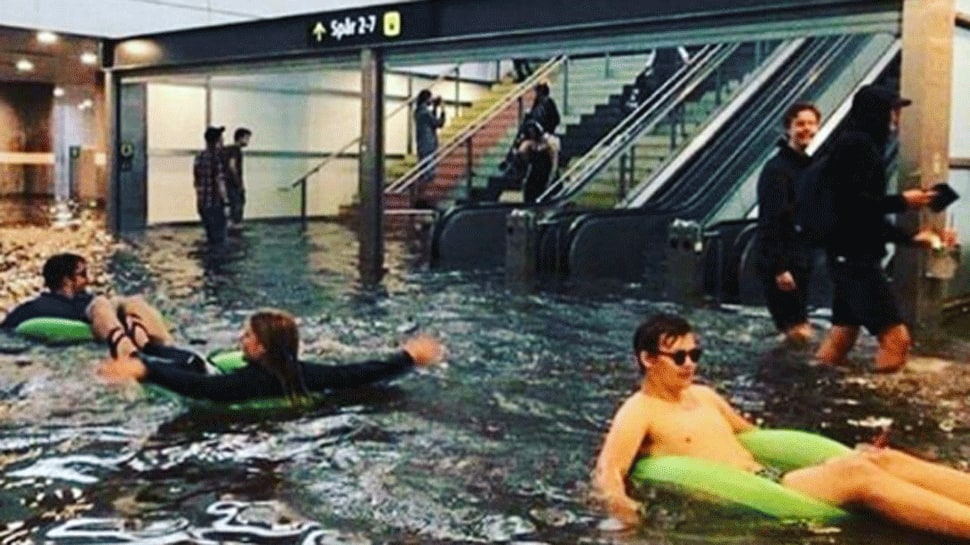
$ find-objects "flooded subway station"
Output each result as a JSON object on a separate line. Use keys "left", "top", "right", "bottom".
{"left": 2, "top": 0, "right": 970, "bottom": 544}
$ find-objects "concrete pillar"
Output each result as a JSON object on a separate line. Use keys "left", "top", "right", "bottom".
{"left": 358, "top": 48, "right": 385, "bottom": 285}
{"left": 896, "top": 0, "right": 955, "bottom": 329}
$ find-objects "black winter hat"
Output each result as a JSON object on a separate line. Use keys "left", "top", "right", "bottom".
{"left": 852, "top": 84, "right": 912, "bottom": 112}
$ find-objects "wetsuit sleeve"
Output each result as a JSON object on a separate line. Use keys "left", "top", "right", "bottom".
{"left": 142, "top": 360, "right": 269, "bottom": 402}
{"left": 301, "top": 351, "right": 416, "bottom": 392}
{"left": 756, "top": 160, "right": 789, "bottom": 275}
{"left": 0, "top": 302, "right": 32, "bottom": 329}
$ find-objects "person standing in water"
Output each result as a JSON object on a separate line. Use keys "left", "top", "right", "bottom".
{"left": 755, "top": 102, "right": 821, "bottom": 345}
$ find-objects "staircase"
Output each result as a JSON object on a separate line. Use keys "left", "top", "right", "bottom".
{"left": 480, "top": 53, "right": 651, "bottom": 202}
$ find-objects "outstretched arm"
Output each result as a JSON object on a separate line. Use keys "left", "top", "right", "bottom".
{"left": 593, "top": 395, "right": 651, "bottom": 525}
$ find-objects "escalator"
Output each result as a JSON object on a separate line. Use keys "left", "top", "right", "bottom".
{"left": 430, "top": 41, "right": 771, "bottom": 268}
{"left": 555, "top": 33, "right": 899, "bottom": 286}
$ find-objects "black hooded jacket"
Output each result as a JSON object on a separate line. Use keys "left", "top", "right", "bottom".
{"left": 757, "top": 139, "right": 813, "bottom": 275}
{"left": 825, "top": 85, "right": 913, "bottom": 262}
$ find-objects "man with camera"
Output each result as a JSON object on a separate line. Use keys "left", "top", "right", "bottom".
{"left": 414, "top": 89, "right": 446, "bottom": 186}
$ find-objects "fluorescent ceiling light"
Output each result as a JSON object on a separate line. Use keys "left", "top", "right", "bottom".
{"left": 16, "top": 59, "right": 35, "bottom": 72}
{"left": 80, "top": 52, "right": 98, "bottom": 65}
{"left": 37, "top": 31, "right": 58, "bottom": 44}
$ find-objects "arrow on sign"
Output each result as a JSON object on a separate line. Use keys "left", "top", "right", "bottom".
{"left": 312, "top": 22, "right": 327, "bottom": 42}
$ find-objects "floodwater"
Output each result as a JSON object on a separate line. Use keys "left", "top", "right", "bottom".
{"left": 2, "top": 219, "right": 970, "bottom": 544}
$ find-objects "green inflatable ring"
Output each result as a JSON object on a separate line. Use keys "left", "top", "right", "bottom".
{"left": 630, "top": 429, "right": 853, "bottom": 521}
{"left": 14, "top": 317, "right": 95, "bottom": 343}
{"left": 146, "top": 349, "right": 321, "bottom": 411}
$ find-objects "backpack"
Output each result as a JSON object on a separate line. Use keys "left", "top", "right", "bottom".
{"left": 792, "top": 153, "right": 835, "bottom": 247}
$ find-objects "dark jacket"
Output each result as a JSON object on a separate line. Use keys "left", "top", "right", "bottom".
{"left": 1, "top": 292, "right": 94, "bottom": 329}
{"left": 757, "top": 139, "right": 813, "bottom": 275}
{"left": 529, "top": 95, "right": 560, "bottom": 135}
{"left": 826, "top": 86, "right": 913, "bottom": 263}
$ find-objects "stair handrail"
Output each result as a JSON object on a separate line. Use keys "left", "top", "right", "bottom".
{"left": 385, "top": 54, "right": 567, "bottom": 195}
{"left": 287, "top": 62, "right": 462, "bottom": 190}
{"left": 619, "top": 38, "right": 806, "bottom": 209}
{"left": 536, "top": 42, "right": 733, "bottom": 204}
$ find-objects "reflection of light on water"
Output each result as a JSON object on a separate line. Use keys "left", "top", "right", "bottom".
{"left": 45, "top": 500, "right": 371, "bottom": 544}
{"left": 8, "top": 453, "right": 133, "bottom": 484}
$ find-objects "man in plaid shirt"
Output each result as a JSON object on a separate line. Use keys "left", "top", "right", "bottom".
{"left": 194, "top": 126, "right": 228, "bottom": 244}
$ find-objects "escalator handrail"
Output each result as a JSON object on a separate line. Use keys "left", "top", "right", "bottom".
{"left": 620, "top": 38, "right": 807, "bottom": 209}
{"left": 742, "top": 39, "right": 902, "bottom": 219}
{"left": 558, "top": 35, "right": 870, "bottom": 271}
{"left": 660, "top": 36, "right": 859, "bottom": 217}
{"left": 640, "top": 35, "right": 853, "bottom": 215}
{"left": 535, "top": 43, "right": 728, "bottom": 203}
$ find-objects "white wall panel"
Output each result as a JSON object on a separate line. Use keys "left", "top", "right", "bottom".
{"left": 952, "top": 28, "right": 970, "bottom": 158}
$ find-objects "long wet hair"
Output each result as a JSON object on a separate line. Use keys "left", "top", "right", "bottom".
{"left": 248, "top": 309, "right": 311, "bottom": 407}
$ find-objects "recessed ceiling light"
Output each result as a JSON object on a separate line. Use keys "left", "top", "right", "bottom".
{"left": 53, "top": 87, "right": 65, "bottom": 97}
{"left": 37, "top": 31, "right": 58, "bottom": 44}
{"left": 80, "top": 52, "right": 98, "bottom": 65}
{"left": 16, "top": 59, "right": 35, "bottom": 72}
{"left": 82, "top": 99, "right": 94, "bottom": 108}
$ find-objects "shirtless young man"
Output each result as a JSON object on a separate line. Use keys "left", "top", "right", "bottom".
{"left": 593, "top": 313, "right": 970, "bottom": 539}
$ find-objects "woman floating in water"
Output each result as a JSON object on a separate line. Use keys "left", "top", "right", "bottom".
{"left": 98, "top": 308, "right": 444, "bottom": 406}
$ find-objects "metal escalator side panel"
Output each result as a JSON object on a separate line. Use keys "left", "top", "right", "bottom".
{"left": 431, "top": 202, "right": 531, "bottom": 268}
{"left": 710, "top": 35, "right": 901, "bottom": 223}
{"left": 646, "top": 34, "right": 859, "bottom": 216}
{"left": 565, "top": 211, "right": 673, "bottom": 285}
{"left": 622, "top": 37, "right": 807, "bottom": 209}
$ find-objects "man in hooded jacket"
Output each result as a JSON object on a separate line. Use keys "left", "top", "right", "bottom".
{"left": 815, "top": 84, "right": 953, "bottom": 372}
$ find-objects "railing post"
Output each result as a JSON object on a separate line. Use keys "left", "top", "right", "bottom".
{"left": 299, "top": 178, "right": 308, "bottom": 231}
{"left": 669, "top": 112, "right": 677, "bottom": 150}
{"left": 627, "top": 144, "right": 637, "bottom": 197}
{"left": 715, "top": 67, "right": 723, "bottom": 106}
{"left": 563, "top": 58, "right": 570, "bottom": 116}
{"left": 465, "top": 136, "right": 474, "bottom": 198}
{"left": 604, "top": 51, "right": 611, "bottom": 79}
{"left": 619, "top": 152, "right": 629, "bottom": 201}
{"left": 454, "top": 65, "right": 461, "bottom": 118}
{"left": 518, "top": 96, "right": 524, "bottom": 125}
{"left": 406, "top": 76, "right": 414, "bottom": 155}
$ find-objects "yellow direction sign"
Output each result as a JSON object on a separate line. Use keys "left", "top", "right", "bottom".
{"left": 312, "top": 22, "right": 327, "bottom": 42}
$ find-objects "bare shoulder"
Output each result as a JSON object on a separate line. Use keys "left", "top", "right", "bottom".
{"left": 689, "top": 384, "right": 727, "bottom": 404}
{"left": 613, "top": 391, "right": 655, "bottom": 427}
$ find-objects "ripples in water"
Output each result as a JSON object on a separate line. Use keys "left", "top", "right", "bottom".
{"left": 0, "top": 220, "right": 967, "bottom": 544}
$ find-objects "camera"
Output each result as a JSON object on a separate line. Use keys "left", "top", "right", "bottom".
{"left": 432, "top": 96, "right": 443, "bottom": 106}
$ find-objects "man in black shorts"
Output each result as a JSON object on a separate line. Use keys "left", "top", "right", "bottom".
{"left": 816, "top": 85, "right": 956, "bottom": 372}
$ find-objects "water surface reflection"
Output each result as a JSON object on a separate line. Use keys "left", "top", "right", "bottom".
{"left": 0, "top": 220, "right": 967, "bottom": 544}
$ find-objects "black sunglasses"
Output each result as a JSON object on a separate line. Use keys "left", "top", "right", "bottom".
{"left": 657, "top": 348, "right": 702, "bottom": 366}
